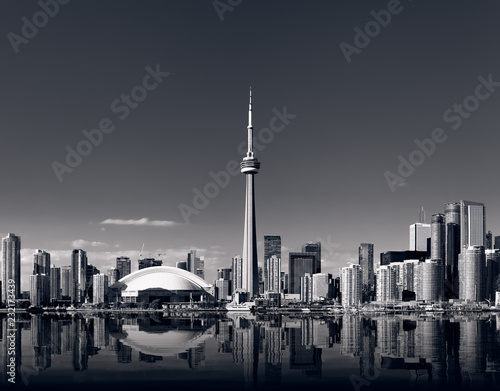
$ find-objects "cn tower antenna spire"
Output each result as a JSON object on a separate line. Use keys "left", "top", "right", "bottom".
{"left": 247, "top": 87, "right": 253, "bottom": 156}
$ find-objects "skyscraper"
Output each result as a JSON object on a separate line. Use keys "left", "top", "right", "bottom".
{"left": 61, "top": 266, "right": 72, "bottom": 298}
{"left": 33, "top": 249, "right": 51, "bottom": 276}
{"left": 312, "top": 273, "right": 333, "bottom": 301}
{"left": 264, "top": 235, "right": 281, "bottom": 261}
{"left": 71, "top": 249, "right": 88, "bottom": 304}
{"left": 116, "top": 257, "right": 131, "bottom": 279}
{"left": 232, "top": 256, "right": 244, "bottom": 293}
{"left": 486, "top": 231, "right": 493, "bottom": 250}
{"left": 359, "top": 243, "right": 374, "bottom": 302}
{"left": 431, "top": 214, "right": 445, "bottom": 261}
{"left": 240, "top": 89, "right": 260, "bottom": 298}
{"left": 460, "top": 200, "right": 486, "bottom": 250}
{"left": 187, "top": 250, "right": 204, "bottom": 279}
{"left": 264, "top": 235, "right": 281, "bottom": 291}
{"left": 93, "top": 274, "right": 108, "bottom": 304}
{"left": 302, "top": 242, "right": 321, "bottom": 274}
{"left": 289, "top": 252, "right": 315, "bottom": 294}
{"left": 108, "top": 267, "right": 119, "bottom": 285}
{"left": 376, "top": 265, "right": 397, "bottom": 303}
{"left": 2, "top": 233, "right": 21, "bottom": 304}
{"left": 30, "top": 274, "right": 50, "bottom": 306}
{"left": 460, "top": 245, "right": 486, "bottom": 302}
{"left": 138, "top": 258, "right": 162, "bottom": 270}
{"left": 485, "top": 249, "right": 500, "bottom": 302}
{"left": 341, "top": 264, "right": 362, "bottom": 307}
{"left": 444, "top": 202, "right": 460, "bottom": 299}
{"left": 409, "top": 223, "right": 431, "bottom": 252}
{"left": 265, "top": 255, "right": 281, "bottom": 293}
{"left": 50, "top": 265, "right": 61, "bottom": 302}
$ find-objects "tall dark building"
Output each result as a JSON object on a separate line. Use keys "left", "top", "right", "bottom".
{"left": 358, "top": 243, "right": 374, "bottom": 302}
{"left": 50, "top": 265, "right": 61, "bottom": 302}
{"left": 486, "top": 231, "right": 493, "bottom": 250}
{"left": 138, "top": 258, "right": 163, "bottom": 270}
{"left": 2, "top": 233, "right": 21, "bottom": 304}
{"left": 86, "top": 265, "right": 100, "bottom": 302}
{"left": 431, "top": 214, "right": 445, "bottom": 261}
{"left": 264, "top": 236, "right": 281, "bottom": 291}
{"left": 446, "top": 223, "right": 460, "bottom": 299}
{"left": 301, "top": 242, "right": 321, "bottom": 274}
{"left": 289, "top": 252, "right": 315, "bottom": 294}
{"left": 444, "top": 202, "right": 460, "bottom": 299}
{"left": 116, "top": 257, "right": 131, "bottom": 279}
{"left": 33, "top": 249, "right": 51, "bottom": 275}
{"left": 264, "top": 235, "right": 281, "bottom": 261}
{"left": 71, "top": 249, "right": 87, "bottom": 304}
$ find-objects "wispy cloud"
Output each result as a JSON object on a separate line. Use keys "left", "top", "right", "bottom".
{"left": 72, "top": 239, "right": 107, "bottom": 248}
{"left": 100, "top": 218, "right": 178, "bottom": 227}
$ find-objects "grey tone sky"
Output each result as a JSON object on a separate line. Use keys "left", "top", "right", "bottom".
{"left": 2, "top": 0, "right": 500, "bottom": 289}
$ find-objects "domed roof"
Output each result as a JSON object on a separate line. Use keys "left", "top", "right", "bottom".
{"left": 117, "top": 325, "right": 213, "bottom": 356}
{"left": 110, "top": 266, "right": 211, "bottom": 292}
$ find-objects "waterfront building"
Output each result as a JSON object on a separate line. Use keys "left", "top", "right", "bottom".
{"left": 359, "top": 243, "right": 374, "bottom": 302}
{"left": 50, "top": 265, "right": 61, "bottom": 301}
{"left": 376, "top": 265, "right": 397, "bottom": 303}
{"left": 340, "top": 264, "right": 362, "bottom": 307}
{"left": 2, "top": 233, "right": 21, "bottom": 303}
{"left": 459, "top": 245, "right": 486, "bottom": 302}
{"left": 71, "top": 249, "right": 88, "bottom": 304}
{"left": 265, "top": 255, "right": 281, "bottom": 293}
{"left": 93, "top": 273, "right": 109, "bottom": 304}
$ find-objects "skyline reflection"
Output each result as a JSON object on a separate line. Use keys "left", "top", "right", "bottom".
{"left": 0, "top": 313, "right": 499, "bottom": 389}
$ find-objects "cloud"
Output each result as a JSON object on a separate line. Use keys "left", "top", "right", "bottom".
{"left": 100, "top": 218, "right": 178, "bottom": 227}
{"left": 71, "top": 239, "right": 107, "bottom": 248}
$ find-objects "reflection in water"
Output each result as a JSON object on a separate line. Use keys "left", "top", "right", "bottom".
{"left": 0, "top": 313, "right": 500, "bottom": 389}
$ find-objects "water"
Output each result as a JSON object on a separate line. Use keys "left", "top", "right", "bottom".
{"left": 1, "top": 313, "right": 500, "bottom": 390}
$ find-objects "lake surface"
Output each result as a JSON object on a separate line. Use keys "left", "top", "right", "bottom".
{"left": 1, "top": 312, "right": 500, "bottom": 390}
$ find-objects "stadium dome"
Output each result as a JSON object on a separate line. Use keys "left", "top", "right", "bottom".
{"left": 110, "top": 266, "right": 213, "bottom": 303}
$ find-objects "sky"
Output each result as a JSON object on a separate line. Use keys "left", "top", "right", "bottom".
{"left": 1, "top": 0, "right": 500, "bottom": 290}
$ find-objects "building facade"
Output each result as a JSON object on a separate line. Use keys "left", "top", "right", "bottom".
{"left": 2, "top": 233, "right": 21, "bottom": 304}
{"left": 359, "top": 243, "right": 374, "bottom": 302}
{"left": 341, "top": 264, "right": 362, "bottom": 307}
{"left": 265, "top": 255, "right": 281, "bottom": 293}
{"left": 71, "top": 249, "right": 88, "bottom": 304}
{"left": 289, "top": 252, "right": 316, "bottom": 294}
{"left": 409, "top": 223, "right": 431, "bottom": 252}
{"left": 116, "top": 257, "right": 131, "bottom": 279}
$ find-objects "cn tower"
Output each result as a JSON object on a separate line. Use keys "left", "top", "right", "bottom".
{"left": 240, "top": 88, "right": 260, "bottom": 298}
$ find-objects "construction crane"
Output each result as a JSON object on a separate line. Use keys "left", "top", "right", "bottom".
{"left": 139, "top": 243, "right": 145, "bottom": 258}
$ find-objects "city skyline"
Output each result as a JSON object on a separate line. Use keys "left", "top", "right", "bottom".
{"left": 2, "top": 1, "right": 500, "bottom": 291}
